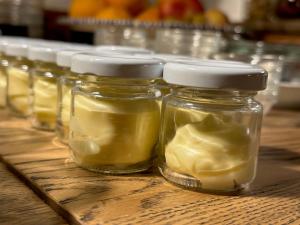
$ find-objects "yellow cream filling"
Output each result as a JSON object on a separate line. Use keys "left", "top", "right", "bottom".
{"left": 0, "top": 70, "right": 6, "bottom": 107}
{"left": 7, "top": 67, "right": 30, "bottom": 114}
{"left": 33, "top": 78, "right": 57, "bottom": 124}
{"left": 69, "top": 94, "right": 160, "bottom": 166}
{"left": 61, "top": 86, "right": 72, "bottom": 126}
{"left": 165, "top": 108, "right": 254, "bottom": 190}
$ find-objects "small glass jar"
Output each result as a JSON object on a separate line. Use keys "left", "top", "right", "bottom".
{"left": 69, "top": 54, "right": 163, "bottom": 174}
{"left": 56, "top": 50, "right": 86, "bottom": 143}
{"left": 5, "top": 43, "right": 33, "bottom": 117}
{"left": 251, "top": 55, "right": 284, "bottom": 114}
{"left": 154, "top": 29, "right": 226, "bottom": 59}
{"left": 56, "top": 49, "right": 148, "bottom": 143}
{"left": 0, "top": 38, "right": 18, "bottom": 108}
{"left": 0, "top": 52, "right": 8, "bottom": 108}
{"left": 159, "top": 62, "right": 268, "bottom": 193}
{"left": 212, "top": 53, "right": 284, "bottom": 114}
{"left": 29, "top": 46, "right": 65, "bottom": 131}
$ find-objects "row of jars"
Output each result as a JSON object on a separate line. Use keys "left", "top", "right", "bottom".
{"left": 0, "top": 36, "right": 268, "bottom": 194}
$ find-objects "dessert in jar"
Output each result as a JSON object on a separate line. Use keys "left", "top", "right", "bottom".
{"left": 0, "top": 37, "right": 24, "bottom": 108}
{"left": 5, "top": 43, "right": 33, "bottom": 117}
{"left": 28, "top": 46, "right": 66, "bottom": 130}
{"left": 158, "top": 61, "right": 268, "bottom": 193}
{"left": 55, "top": 48, "right": 141, "bottom": 143}
{"left": 69, "top": 54, "right": 163, "bottom": 174}
{"left": 56, "top": 49, "right": 89, "bottom": 143}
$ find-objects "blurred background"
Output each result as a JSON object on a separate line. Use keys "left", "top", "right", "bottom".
{"left": 0, "top": 0, "right": 299, "bottom": 44}
{"left": 0, "top": 0, "right": 299, "bottom": 111}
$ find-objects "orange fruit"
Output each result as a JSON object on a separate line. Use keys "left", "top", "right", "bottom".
{"left": 106, "top": 0, "right": 147, "bottom": 16}
{"left": 136, "top": 7, "right": 161, "bottom": 21}
{"left": 96, "top": 7, "right": 131, "bottom": 20}
{"left": 204, "top": 9, "right": 228, "bottom": 26}
{"left": 69, "top": 0, "right": 107, "bottom": 18}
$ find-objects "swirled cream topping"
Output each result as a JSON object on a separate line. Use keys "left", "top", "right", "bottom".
{"left": 165, "top": 109, "right": 255, "bottom": 191}
{"left": 33, "top": 78, "right": 57, "bottom": 125}
{"left": 69, "top": 94, "right": 160, "bottom": 166}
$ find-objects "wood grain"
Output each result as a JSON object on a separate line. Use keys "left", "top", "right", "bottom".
{"left": 0, "top": 163, "right": 67, "bottom": 225}
{"left": 0, "top": 109, "right": 300, "bottom": 225}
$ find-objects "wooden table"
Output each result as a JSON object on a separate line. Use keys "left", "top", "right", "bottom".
{"left": 0, "top": 109, "right": 300, "bottom": 225}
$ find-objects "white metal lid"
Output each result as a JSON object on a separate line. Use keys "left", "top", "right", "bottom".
{"left": 95, "top": 45, "right": 153, "bottom": 55}
{"left": 163, "top": 62, "right": 268, "bottom": 91}
{"left": 56, "top": 50, "right": 88, "bottom": 68}
{"left": 28, "top": 46, "right": 66, "bottom": 63}
{"left": 56, "top": 48, "right": 135, "bottom": 68}
{"left": 71, "top": 53, "right": 163, "bottom": 78}
{"left": 0, "top": 37, "right": 24, "bottom": 52}
{"left": 4, "top": 43, "right": 31, "bottom": 57}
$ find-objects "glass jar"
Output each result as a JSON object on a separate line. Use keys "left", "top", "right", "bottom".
{"left": 56, "top": 49, "right": 148, "bottom": 143}
{"left": 5, "top": 43, "right": 33, "bottom": 117}
{"left": 154, "top": 29, "right": 226, "bottom": 59}
{"left": 69, "top": 54, "right": 163, "bottom": 174}
{"left": 0, "top": 53, "right": 8, "bottom": 108}
{"left": 159, "top": 62, "right": 267, "bottom": 193}
{"left": 252, "top": 55, "right": 284, "bottom": 114}
{"left": 0, "top": 38, "right": 19, "bottom": 108}
{"left": 56, "top": 49, "right": 92, "bottom": 143}
{"left": 31, "top": 61, "right": 63, "bottom": 130}
{"left": 212, "top": 52, "right": 284, "bottom": 114}
{"left": 57, "top": 72, "right": 80, "bottom": 143}
{"left": 29, "top": 46, "right": 65, "bottom": 130}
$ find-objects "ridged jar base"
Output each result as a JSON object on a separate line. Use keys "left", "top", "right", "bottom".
{"left": 159, "top": 164, "right": 249, "bottom": 194}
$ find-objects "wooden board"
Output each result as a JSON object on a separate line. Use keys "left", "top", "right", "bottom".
{"left": 0, "top": 109, "right": 300, "bottom": 225}
{"left": 0, "top": 162, "right": 67, "bottom": 225}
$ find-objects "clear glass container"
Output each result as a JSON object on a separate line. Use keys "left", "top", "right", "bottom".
{"left": 68, "top": 54, "right": 163, "bottom": 174}
{"left": 212, "top": 53, "right": 283, "bottom": 114}
{"left": 0, "top": 53, "right": 9, "bottom": 108}
{"left": 154, "top": 29, "right": 226, "bottom": 59}
{"left": 94, "top": 25, "right": 125, "bottom": 46}
{"left": 252, "top": 55, "right": 284, "bottom": 114}
{"left": 69, "top": 78, "right": 161, "bottom": 173}
{"left": 7, "top": 56, "right": 33, "bottom": 117}
{"left": 56, "top": 69, "right": 81, "bottom": 143}
{"left": 31, "top": 61, "right": 63, "bottom": 130}
{"left": 158, "top": 62, "right": 267, "bottom": 193}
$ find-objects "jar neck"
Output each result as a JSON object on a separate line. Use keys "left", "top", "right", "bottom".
{"left": 34, "top": 61, "right": 64, "bottom": 76}
{"left": 172, "top": 87, "right": 257, "bottom": 105}
{"left": 80, "top": 74, "right": 157, "bottom": 86}
{"left": 11, "top": 56, "right": 33, "bottom": 67}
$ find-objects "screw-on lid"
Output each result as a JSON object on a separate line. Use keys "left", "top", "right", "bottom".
{"left": 163, "top": 62, "right": 268, "bottom": 91}
{"left": 56, "top": 48, "right": 134, "bottom": 68}
{"left": 0, "top": 37, "right": 24, "bottom": 52}
{"left": 4, "top": 43, "right": 31, "bottom": 57}
{"left": 56, "top": 50, "right": 87, "bottom": 68}
{"left": 56, "top": 46, "right": 95, "bottom": 67}
{"left": 71, "top": 53, "right": 163, "bottom": 78}
{"left": 95, "top": 45, "right": 153, "bottom": 55}
{"left": 28, "top": 45, "right": 67, "bottom": 63}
